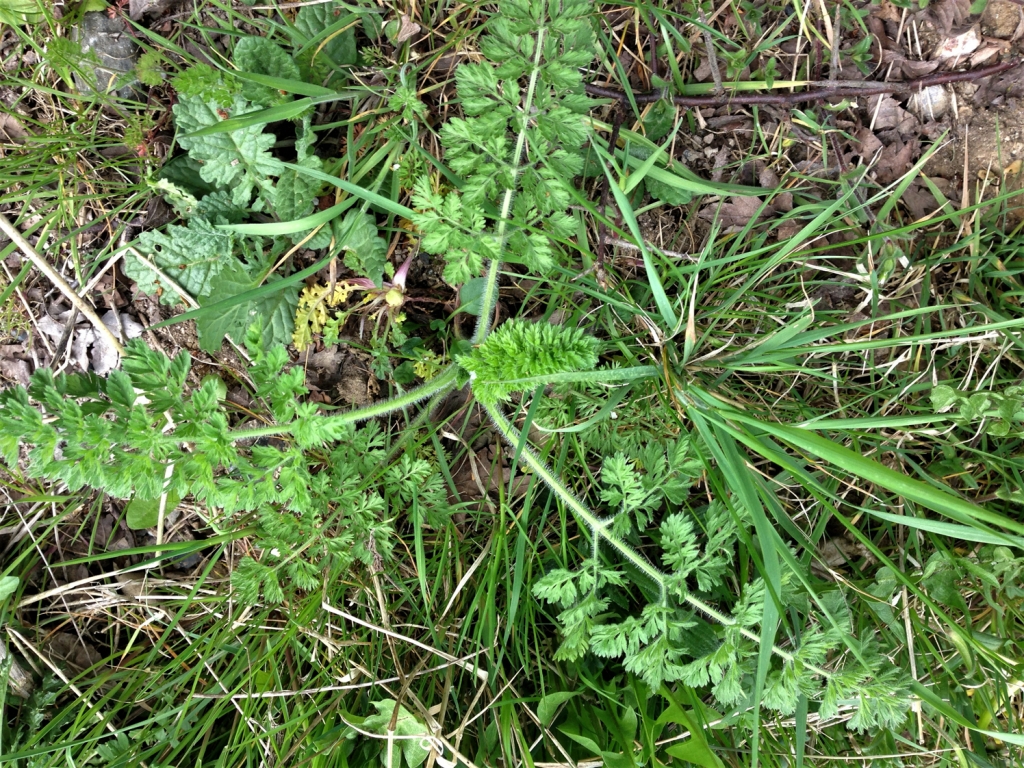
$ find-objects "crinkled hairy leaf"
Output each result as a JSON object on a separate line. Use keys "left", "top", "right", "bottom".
{"left": 294, "top": 112, "right": 318, "bottom": 161}
{"left": 195, "top": 261, "right": 298, "bottom": 352}
{"left": 334, "top": 209, "right": 387, "bottom": 287}
{"left": 276, "top": 164, "right": 323, "bottom": 222}
{"left": 291, "top": 1, "right": 356, "bottom": 83}
{"left": 172, "top": 62, "right": 237, "bottom": 106}
{"left": 647, "top": 176, "right": 693, "bottom": 206}
{"left": 193, "top": 190, "right": 248, "bottom": 224}
{"left": 174, "top": 93, "right": 277, "bottom": 206}
{"left": 158, "top": 154, "right": 221, "bottom": 199}
{"left": 125, "top": 491, "right": 181, "bottom": 531}
{"left": 233, "top": 37, "right": 300, "bottom": 106}
{"left": 275, "top": 115, "right": 324, "bottom": 224}
{"left": 295, "top": 225, "right": 332, "bottom": 250}
{"left": 126, "top": 217, "right": 234, "bottom": 305}
{"left": 362, "top": 700, "right": 431, "bottom": 768}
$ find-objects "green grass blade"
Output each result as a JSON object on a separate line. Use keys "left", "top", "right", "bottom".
{"left": 875, "top": 134, "right": 947, "bottom": 223}
{"left": 866, "top": 510, "right": 1024, "bottom": 547}
{"left": 275, "top": 160, "right": 416, "bottom": 219}
{"left": 183, "top": 100, "right": 316, "bottom": 138}
{"left": 691, "top": 413, "right": 783, "bottom": 768}
{"left": 148, "top": 253, "right": 332, "bottom": 330}
{"left": 230, "top": 71, "right": 337, "bottom": 97}
{"left": 911, "top": 682, "right": 1024, "bottom": 746}
{"left": 725, "top": 411, "right": 1024, "bottom": 539}
{"left": 593, "top": 145, "right": 677, "bottom": 329}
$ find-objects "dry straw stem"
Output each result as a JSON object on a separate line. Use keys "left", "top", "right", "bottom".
{"left": 0, "top": 213, "right": 125, "bottom": 356}
{"left": 322, "top": 600, "right": 489, "bottom": 682}
{"left": 0, "top": 634, "right": 34, "bottom": 699}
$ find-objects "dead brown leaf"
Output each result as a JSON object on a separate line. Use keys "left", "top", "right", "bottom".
{"left": 44, "top": 633, "right": 103, "bottom": 674}
{"left": 969, "top": 40, "right": 1008, "bottom": 67}
{"left": 774, "top": 222, "right": 802, "bottom": 243}
{"left": 811, "top": 534, "right": 876, "bottom": 579}
{"left": 393, "top": 14, "right": 420, "bottom": 44}
{"left": 899, "top": 58, "right": 940, "bottom": 79}
{"left": 923, "top": 0, "right": 972, "bottom": 38}
{"left": 449, "top": 445, "right": 509, "bottom": 508}
{"left": 709, "top": 146, "right": 730, "bottom": 183}
{"left": 933, "top": 24, "right": 982, "bottom": 61}
{"left": 874, "top": 0, "right": 903, "bottom": 23}
{"left": 867, "top": 95, "right": 919, "bottom": 135}
{"left": 0, "top": 113, "right": 29, "bottom": 143}
{"left": 771, "top": 192, "right": 794, "bottom": 213}
{"left": 758, "top": 166, "right": 780, "bottom": 188}
{"left": 755, "top": 167, "right": 794, "bottom": 211}
{"left": 901, "top": 182, "right": 944, "bottom": 219}
{"left": 970, "top": 63, "right": 1024, "bottom": 104}
{"left": 868, "top": 16, "right": 900, "bottom": 54}
{"left": 699, "top": 196, "right": 763, "bottom": 229}
{"left": 693, "top": 57, "right": 713, "bottom": 82}
{"left": 303, "top": 345, "right": 378, "bottom": 406}
{"left": 0, "top": 357, "right": 30, "bottom": 386}
{"left": 875, "top": 138, "right": 919, "bottom": 184}
{"left": 855, "top": 126, "right": 884, "bottom": 160}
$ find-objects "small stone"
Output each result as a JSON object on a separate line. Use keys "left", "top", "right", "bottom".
{"left": 907, "top": 86, "right": 950, "bottom": 121}
{"left": 981, "top": 0, "right": 1024, "bottom": 40}
{"left": 71, "top": 12, "right": 140, "bottom": 100}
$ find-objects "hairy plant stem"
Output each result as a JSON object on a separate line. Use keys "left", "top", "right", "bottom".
{"left": 483, "top": 400, "right": 668, "bottom": 597}
{"left": 227, "top": 364, "right": 458, "bottom": 443}
{"left": 485, "top": 397, "right": 835, "bottom": 681}
{"left": 485, "top": 365, "right": 661, "bottom": 394}
{"left": 683, "top": 592, "right": 831, "bottom": 679}
{"left": 472, "top": 25, "right": 548, "bottom": 346}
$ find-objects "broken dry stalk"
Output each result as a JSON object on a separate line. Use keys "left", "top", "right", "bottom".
{"left": 0, "top": 213, "right": 125, "bottom": 357}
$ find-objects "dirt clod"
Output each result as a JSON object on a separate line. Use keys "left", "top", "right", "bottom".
{"left": 981, "top": 0, "right": 1024, "bottom": 40}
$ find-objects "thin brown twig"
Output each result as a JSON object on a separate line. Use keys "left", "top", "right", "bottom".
{"left": 585, "top": 59, "right": 1022, "bottom": 107}
{"left": 0, "top": 213, "right": 125, "bottom": 357}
